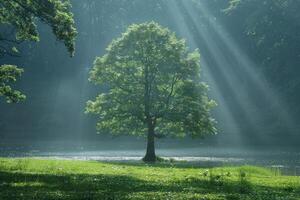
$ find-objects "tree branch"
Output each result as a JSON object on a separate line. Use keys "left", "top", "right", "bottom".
{"left": 9, "top": 0, "right": 53, "bottom": 26}
{"left": 156, "top": 74, "right": 180, "bottom": 118}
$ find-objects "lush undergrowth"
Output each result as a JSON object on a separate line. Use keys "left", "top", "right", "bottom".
{"left": 0, "top": 158, "right": 299, "bottom": 200}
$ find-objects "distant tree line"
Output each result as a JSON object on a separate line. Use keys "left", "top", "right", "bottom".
{"left": 223, "top": 0, "right": 300, "bottom": 135}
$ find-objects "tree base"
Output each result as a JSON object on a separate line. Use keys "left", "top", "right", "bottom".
{"left": 142, "top": 155, "right": 167, "bottom": 163}
{"left": 142, "top": 154, "right": 158, "bottom": 163}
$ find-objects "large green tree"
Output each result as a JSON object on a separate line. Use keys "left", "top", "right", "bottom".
{"left": 0, "top": 0, "right": 77, "bottom": 103}
{"left": 86, "top": 22, "right": 217, "bottom": 162}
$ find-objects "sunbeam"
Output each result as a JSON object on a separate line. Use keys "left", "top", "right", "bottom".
{"left": 189, "top": 1, "right": 299, "bottom": 137}
{"left": 165, "top": 0, "right": 264, "bottom": 143}
{"left": 164, "top": 0, "right": 299, "bottom": 144}
{"left": 164, "top": 0, "right": 248, "bottom": 145}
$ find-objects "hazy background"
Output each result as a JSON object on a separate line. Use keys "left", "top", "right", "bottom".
{"left": 0, "top": 0, "right": 299, "bottom": 151}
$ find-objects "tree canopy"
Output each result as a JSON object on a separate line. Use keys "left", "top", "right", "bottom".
{"left": 86, "top": 22, "right": 216, "bottom": 161}
{"left": 0, "top": 0, "right": 77, "bottom": 103}
{"left": 0, "top": 64, "right": 25, "bottom": 103}
{"left": 0, "top": 0, "right": 77, "bottom": 57}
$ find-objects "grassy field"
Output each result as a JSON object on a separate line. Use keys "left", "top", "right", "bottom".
{"left": 0, "top": 158, "right": 299, "bottom": 200}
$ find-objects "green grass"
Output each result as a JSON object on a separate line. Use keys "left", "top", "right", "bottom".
{"left": 0, "top": 158, "right": 299, "bottom": 200}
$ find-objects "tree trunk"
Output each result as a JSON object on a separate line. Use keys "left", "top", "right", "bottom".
{"left": 143, "top": 122, "right": 156, "bottom": 162}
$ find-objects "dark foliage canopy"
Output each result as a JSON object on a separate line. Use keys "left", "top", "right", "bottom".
{"left": 86, "top": 22, "right": 217, "bottom": 138}
{"left": 0, "top": 0, "right": 77, "bottom": 103}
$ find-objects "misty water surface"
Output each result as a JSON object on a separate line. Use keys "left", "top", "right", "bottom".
{"left": 1, "top": 140, "right": 299, "bottom": 175}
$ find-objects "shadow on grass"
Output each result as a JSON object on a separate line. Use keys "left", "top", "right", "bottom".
{"left": 102, "top": 160, "right": 227, "bottom": 169}
{"left": 0, "top": 170, "right": 299, "bottom": 200}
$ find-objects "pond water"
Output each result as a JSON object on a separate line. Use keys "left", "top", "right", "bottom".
{"left": 0, "top": 141, "right": 299, "bottom": 176}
